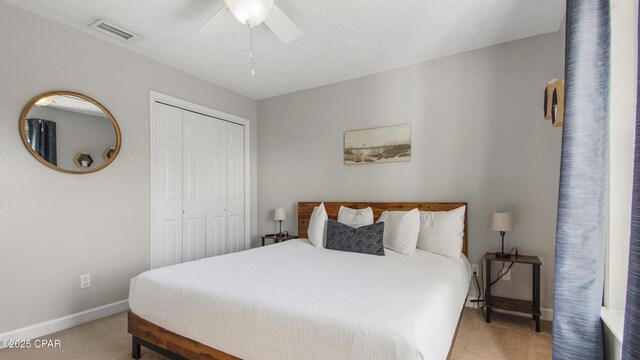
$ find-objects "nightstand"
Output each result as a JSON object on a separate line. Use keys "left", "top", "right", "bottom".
{"left": 261, "top": 234, "right": 298, "bottom": 246}
{"left": 484, "top": 252, "right": 542, "bottom": 332}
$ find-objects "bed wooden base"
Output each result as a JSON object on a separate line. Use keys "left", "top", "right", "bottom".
{"left": 128, "top": 306, "right": 466, "bottom": 360}
{"left": 128, "top": 311, "right": 239, "bottom": 360}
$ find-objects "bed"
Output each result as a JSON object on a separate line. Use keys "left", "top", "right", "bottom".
{"left": 128, "top": 202, "right": 470, "bottom": 360}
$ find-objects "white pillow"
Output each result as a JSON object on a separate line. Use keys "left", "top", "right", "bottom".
{"left": 376, "top": 209, "right": 420, "bottom": 255}
{"left": 337, "top": 206, "right": 373, "bottom": 228}
{"left": 308, "top": 203, "right": 328, "bottom": 247}
{"left": 417, "top": 206, "right": 466, "bottom": 259}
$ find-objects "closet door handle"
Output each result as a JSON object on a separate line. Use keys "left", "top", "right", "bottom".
{"left": 182, "top": 210, "right": 186, "bottom": 214}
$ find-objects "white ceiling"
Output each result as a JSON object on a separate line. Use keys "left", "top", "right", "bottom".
{"left": 47, "top": 95, "right": 109, "bottom": 118}
{"left": 3, "top": 0, "right": 565, "bottom": 100}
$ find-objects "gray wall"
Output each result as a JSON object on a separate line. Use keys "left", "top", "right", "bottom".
{"left": 258, "top": 31, "right": 564, "bottom": 309}
{"left": 0, "top": 2, "right": 257, "bottom": 333}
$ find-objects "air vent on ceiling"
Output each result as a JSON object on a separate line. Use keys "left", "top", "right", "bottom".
{"left": 88, "top": 19, "right": 139, "bottom": 41}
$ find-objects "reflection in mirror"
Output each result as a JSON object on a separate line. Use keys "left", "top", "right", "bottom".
{"left": 21, "top": 92, "right": 121, "bottom": 174}
{"left": 103, "top": 146, "right": 116, "bottom": 161}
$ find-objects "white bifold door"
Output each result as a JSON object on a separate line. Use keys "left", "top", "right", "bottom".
{"left": 153, "top": 102, "right": 245, "bottom": 268}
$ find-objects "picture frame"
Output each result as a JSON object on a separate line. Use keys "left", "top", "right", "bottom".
{"left": 344, "top": 124, "right": 411, "bottom": 165}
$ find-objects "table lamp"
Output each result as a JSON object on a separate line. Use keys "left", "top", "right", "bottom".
{"left": 491, "top": 212, "right": 513, "bottom": 258}
{"left": 274, "top": 208, "right": 286, "bottom": 236}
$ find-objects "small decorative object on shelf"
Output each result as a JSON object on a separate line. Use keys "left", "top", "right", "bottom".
{"left": 74, "top": 151, "right": 94, "bottom": 168}
{"left": 103, "top": 146, "right": 116, "bottom": 161}
{"left": 491, "top": 212, "right": 513, "bottom": 258}
{"left": 261, "top": 232, "right": 297, "bottom": 246}
{"left": 274, "top": 208, "right": 286, "bottom": 236}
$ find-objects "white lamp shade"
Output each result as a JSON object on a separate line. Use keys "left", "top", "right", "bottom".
{"left": 274, "top": 208, "right": 286, "bottom": 221}
{"left": 224, "top": 0, "right": 274, "bottom": 26}
{"left": 491, "top": 212, "right": 513, "bottom": 232}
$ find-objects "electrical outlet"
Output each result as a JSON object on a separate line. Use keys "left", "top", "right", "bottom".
{"left": 471, "top": 264, "right": 479, "bottom": 274}
{"left": 80, "top": 273, "right": 91, "bottom": 289}
{"left": 501, "top": 269, "right": 511, "bottom": 281}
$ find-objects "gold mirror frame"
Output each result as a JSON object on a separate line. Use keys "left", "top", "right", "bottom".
{"left": 19, "top": 90, "right": 122, "bottom": 174}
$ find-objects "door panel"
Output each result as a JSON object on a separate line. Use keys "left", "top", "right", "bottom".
{"left": 182, "top": 111, "right": 207, "bottom": 262}
{"left": 153, "top": 103, "right": 183, "bottom": 268}
{"left": 227, "top": 215, "right": 239, "bottom": 253}
{"left": 226, "top": 123, "right": 245, "bottom": 252}
{"left": 183, "top": 217, "right": 200, "bottom": 261}
{"left": 164, "top": 147, "right": 178, "bottom": 201}
{"left": 206, "top": 119, "right": 227, "bottom": 257}
{"left": 153, "top": 102, "right": 246, "bottom": 265}
{"left": 163, "top": 220, "right": 180, "bottom": 266}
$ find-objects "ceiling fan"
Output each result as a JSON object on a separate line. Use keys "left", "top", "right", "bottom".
{"left": 198, "top": 0, "right": 302, "bottom": 75}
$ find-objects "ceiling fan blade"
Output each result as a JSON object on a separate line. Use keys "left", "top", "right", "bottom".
{"left": 264, "top": 5, "right": 302, "bottom": 44}
{"left": 197, "top": 6, "right": 235, "bottom": 35}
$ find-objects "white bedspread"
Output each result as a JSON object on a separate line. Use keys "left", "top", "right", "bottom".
{"left": 129, "top": 239, "right": 470, "bottom": 360}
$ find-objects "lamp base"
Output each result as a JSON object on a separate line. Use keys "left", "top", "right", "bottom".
{"left": 495, "top": 252, "right": 511, "bottom": 259}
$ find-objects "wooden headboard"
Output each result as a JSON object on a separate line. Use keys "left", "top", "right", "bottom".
{"left": 297, "top": 202, "right": 468, "bottom": 256}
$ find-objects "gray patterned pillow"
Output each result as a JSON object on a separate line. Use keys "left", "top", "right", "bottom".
{"left": 326, "top": 219, "right": 385, "bottom": 256}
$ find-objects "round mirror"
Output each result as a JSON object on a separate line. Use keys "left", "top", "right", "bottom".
{"left": 19, "top": 91, "right": 121, "bottom": 174}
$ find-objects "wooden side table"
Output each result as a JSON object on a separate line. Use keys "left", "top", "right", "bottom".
{"left": 484, "top": 252, "right": 542, "bottom": 332}
{"left": 261, "top": 234, "right": 298, "bottom": 246}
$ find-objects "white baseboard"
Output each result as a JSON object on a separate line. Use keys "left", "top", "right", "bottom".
{"left": 465, "top": 293, "right": 553, "bottom": 321}
{"left": 0, "top": 299, "right": 129, "bottom": 342}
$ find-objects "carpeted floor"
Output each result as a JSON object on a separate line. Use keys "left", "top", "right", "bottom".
{"left": 450, "top": 309, "right": 552, "bottom": 360}
{"left": 0, "top": 308, "right": 551, "bottom": 360}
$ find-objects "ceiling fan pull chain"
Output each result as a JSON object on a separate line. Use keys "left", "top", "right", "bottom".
{"left": 248, "top": 24, "right": 255, "bottom": 76}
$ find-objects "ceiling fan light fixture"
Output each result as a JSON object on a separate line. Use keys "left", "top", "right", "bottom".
{"left": 35, "top": 96, "right": 55, "bottom": 107}
{"left": 224, "top": 0, "right": 274, "bottom": 26}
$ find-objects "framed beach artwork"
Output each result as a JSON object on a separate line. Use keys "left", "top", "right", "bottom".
{"left": 344, "top": 124, "right": 411, "bottom": 165}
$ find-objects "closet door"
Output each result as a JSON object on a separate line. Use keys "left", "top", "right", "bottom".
{"left": 153, "top": 103, "right": 183, "bottom": 268}
{"left": 226, "top": 122, "right": 245, "bottom": 252}
{"left": 153, "top": 101, "right": 247, "bottom": 267}
{"left": 182, "top": 111, "right": 207, "bottom": 262}
{"left": 205, "top": 119, "right": 227, "bottom": 257}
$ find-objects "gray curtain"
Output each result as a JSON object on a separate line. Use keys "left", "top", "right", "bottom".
{"left": 622, "top": 4, "right": 640, "bottom": 358}
{"left": 552, "top": 1, "right": 610, "bottom": 359}
{"left": 27, "top": 118, "right": 57, "bottom": 165}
